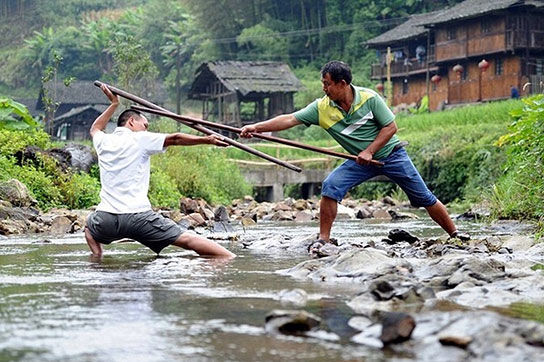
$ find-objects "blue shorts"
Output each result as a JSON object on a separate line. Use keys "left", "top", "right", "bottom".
{"left": 321, "top": 147, "right": 437, "bottom": 207}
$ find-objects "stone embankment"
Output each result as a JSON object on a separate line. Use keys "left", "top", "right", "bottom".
{"left": 0, "top": 178, "right": 413, "bottom": 236}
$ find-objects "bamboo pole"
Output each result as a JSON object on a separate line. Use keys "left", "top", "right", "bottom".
{"left": 131, "top": 105, "right": 384, "bottom": 167}
{"left": 93, "top": 81, "right": 301, "bottom": 173}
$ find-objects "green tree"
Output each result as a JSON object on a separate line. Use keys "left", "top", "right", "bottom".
{"left": 237, "top": 22, "right": 288, "bottom": 61}
{"left": 161, "top": 17, "right": 194, "bottom": 113}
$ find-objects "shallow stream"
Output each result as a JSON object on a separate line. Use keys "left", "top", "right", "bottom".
{"left": 0, "top": 217, "right": 539, "bottom": 361}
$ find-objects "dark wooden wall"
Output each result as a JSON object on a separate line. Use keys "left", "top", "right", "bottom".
{"left": 435, "top": 16, "right": 507, "bottom": 62}
{"left": 447, "top": 55, "right": 522, "bottom": 104}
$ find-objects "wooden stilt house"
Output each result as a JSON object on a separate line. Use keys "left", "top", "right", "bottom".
{"left": 188, "top": 61, "right": 304, "bottom": 127}
{"left": 368, "top": 0, "right": 544, "bottom": 110}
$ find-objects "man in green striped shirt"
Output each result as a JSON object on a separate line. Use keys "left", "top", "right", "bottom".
{"left": 240, "top": 61, "right": 468, "bottom": 248}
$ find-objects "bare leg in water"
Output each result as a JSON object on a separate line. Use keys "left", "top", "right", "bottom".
{"left": 85, "top": 228, "right": 103, "bottom": 257}
{"left": 172, "top": 231, "right": 235, "bottom": 258}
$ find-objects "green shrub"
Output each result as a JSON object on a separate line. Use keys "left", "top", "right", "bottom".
{"left": 0, "top": 129, "right": 51, "bottom": 155}
{"left": 491, "top": 95, "right": 544, "bottom": 231}
{"left": 59, "top": 172, "right": 101, "bottom": 210}
{"left": 149, "top": 167, "right": 182, "bottom": 208}
{"left": 152, "top": 145, "right": 251, "bottom": 205}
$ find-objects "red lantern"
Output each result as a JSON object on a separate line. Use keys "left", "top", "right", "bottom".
{"left": 376, "top": 83, "right": 384, "bottom": 92}
{"left": 431, "top": 74, "right": 441, "bottom": 84}
{"left": 453, "top": 64, "right": 464, "bottom": 74}
{"left": 478, "top": 59, "right": 490, "bottom": 72}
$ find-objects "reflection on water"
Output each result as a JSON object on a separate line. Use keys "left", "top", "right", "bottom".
{"left": 0, "top": 217, "right": 524, "bottom": 361}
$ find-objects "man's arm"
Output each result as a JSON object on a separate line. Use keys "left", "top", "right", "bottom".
{"left": 90, "top": 85, "right": 119, "bottom": 138}
{"left": 356, "top": 121, "right": 398, "bottom": 165}
{"left": 164, "top": 133, "right": 228, "bottom": 148}
{"left": 239, "top": 114, "right": 301, "bottom": 138}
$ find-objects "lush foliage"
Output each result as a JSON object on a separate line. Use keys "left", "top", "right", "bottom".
{"left": 1, "top": 0, "right": 462, "bottom": 98}
{"left": 0, "top": 98, "right": 39, "bottom": 130}
{"left": 491, "top": 95, "right": 544, "bottom": 231}
{"left": 0, "top": 127, "right": 100, "bottom": 210}
{"left": 151, "top": 146, "right": 252, "bottom": 206}
{"left": 147, "top": 118, "right": 252, "bottom": 205}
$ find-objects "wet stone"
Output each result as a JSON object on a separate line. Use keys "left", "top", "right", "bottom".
{"left": 265, "top": 310, "right": 321, "bottom": 336}
{"left": 388, "top": 209, "right": 419, "bottom": 220}
{"left": 388, "top": 229, "right": 419, "bottom": 244}
{"left": 439, "top": 334, "right": 473, "bottom": 349}
{"left": 241, "top": 217, "right": 257, "bottom": 227}
{"left": 379, "top": 312, "right": 416, "bottom": 344}
{"left": 356, "top": 207, "right": 372, "bottom": 219}
{"left": 294, "top": 210, "right": 313, "bottom": 223}
{"left": 179, "top": 197, "right": 200, "bottom": 214}
{"left": 370, "top": 280, "right": 396, "bottom": 301}
{"left": 278, "top": 289, "right": 308, "bottom": 307}
{"left": 211, "top": 221, "right": 234, "bottom": 233}
{"left": 213, "top": 205, "right": 229, "bottom": 222}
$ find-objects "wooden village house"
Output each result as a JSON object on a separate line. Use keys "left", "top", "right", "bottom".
{"left": 188, "top": 61, "right": 304, "bottom": 128}
{"left": 36, "top": 80, "right": 167, "bottom": 141}
{"left": 367, "top": 0, "right": 544, "bottom": 111}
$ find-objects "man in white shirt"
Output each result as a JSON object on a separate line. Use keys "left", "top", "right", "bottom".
{"left": 85, "top": 84, "right": 235, "bottom": 258}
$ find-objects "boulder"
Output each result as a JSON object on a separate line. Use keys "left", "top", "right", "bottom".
{"left": 49, "top": 216, "right": 73, "bottom": 235}
{"left": 294, "top": 210, "right": 313, "bottom": 223}
{"left": 356, "top": 206, "right": 372, "bottom": 219}
{"left": 0, "top": 179, "right": 37, "bottom": 207}
{"left": 372, "top": 209, "right": 392, "bottom": 219}
{"left": 181, "top": 212, "right": 206, "bottom": 227}
{"left": 179, "top": 197, "right": 199, "bottom": 214}
{"left": 63, "top": 143, "right": 96, "bottom": 172}
{"left": 336, "top": 204, "right": 355, "bottom": 219}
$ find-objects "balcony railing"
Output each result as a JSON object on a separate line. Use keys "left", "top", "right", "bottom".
{"left": 506, "top": 29, "right": 544, "bottom": 49}
{"left": 371, "top": 45, "right": 435, "bottom": 79}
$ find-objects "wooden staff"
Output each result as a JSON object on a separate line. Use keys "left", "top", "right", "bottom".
{"left": 93, "top": 81, "right": 301, "bottom": 173}
{"left": 131, "top": 105, "right": 384, "bottom": 167}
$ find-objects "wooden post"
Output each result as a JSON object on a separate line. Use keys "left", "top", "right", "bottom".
{"left": 425, "top": 29, "right": 431, "bottom": 111}
{"left": 386, "top": 47, "right": 392, "bottom": 107}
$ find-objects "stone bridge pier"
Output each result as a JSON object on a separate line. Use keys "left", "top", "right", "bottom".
{"left": 241, "top": 168, "right": 329, "bottom": 202}
{"left": 241, "top": 166, "right": 391, "bottom": 202}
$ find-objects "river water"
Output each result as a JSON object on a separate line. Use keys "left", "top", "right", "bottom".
{"left": 0, "top": 217, "right": 526, "bottom": 361}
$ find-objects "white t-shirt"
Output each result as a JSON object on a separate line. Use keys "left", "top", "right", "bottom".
{"left": 93, "top": 127, "right": 166, "bottom": 213}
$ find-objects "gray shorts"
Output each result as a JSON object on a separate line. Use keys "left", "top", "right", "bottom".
{"left": 86, "top": 210, "right": 185, "bottom": 254}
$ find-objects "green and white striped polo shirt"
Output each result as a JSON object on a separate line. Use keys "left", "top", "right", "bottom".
{"left": 294, "top": 85, "right": 399, "bottom": 160}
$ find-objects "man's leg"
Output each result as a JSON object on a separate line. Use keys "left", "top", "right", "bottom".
{"left": 172, "top": 231, "right": 235, "bottom": 258}
{"left": 318, "top": 160, "right": 377, "bottom": 243}
{"left": 319, "top": 196, "right": 338, "bottom": 242}
{"left": 85, "top": 227, "right": 103, "bottom": 256}
{"left": 424, "top": 200, "right": 457, "bottom": 236}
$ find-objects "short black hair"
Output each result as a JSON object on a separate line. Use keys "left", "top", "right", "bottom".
{"left": 117, "top": 110, "right": 142, "bottom": 127}
{"left": 321, "top": 61, "right": 352, "bottom": 84}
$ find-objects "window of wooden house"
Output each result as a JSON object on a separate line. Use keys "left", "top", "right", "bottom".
{"left": 481, "top": 20, "right": 492, "bottom": 34}
{"left": 402, "top": 79, "right": 409, "bottom": 94}
{"left": 447, "top": 28, "right": 457, "bottom": 40}
{"left": 536, "top": 59, "right": 543, "bottom": 75}
{"left": 461, "top": 65, "right": 468, "bottom": 81}
{"left": 495, "top": 58, "right": 504, "bottom": 75}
